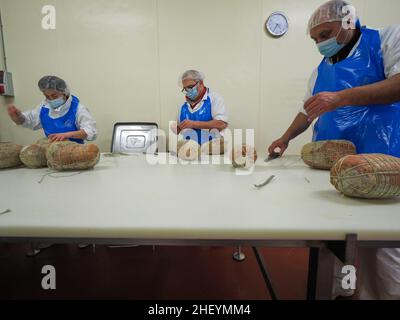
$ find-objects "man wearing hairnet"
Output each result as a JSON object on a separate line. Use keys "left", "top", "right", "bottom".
{"left": 268, "top": 0, "right": 400, "bottom": 299}
{"left": 7, "top": 75, "right": 97, "bottom": 143}
{"left": 172, "top": 70, "right": 228, "bottom": 144}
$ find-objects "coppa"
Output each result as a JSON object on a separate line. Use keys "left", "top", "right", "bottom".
{"left": 148, "top": 304, "right": 182, "bottom": 318}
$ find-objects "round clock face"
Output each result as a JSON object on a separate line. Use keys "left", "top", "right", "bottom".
{"left": 266, "top": 12, "right": 289, "bottom": 37}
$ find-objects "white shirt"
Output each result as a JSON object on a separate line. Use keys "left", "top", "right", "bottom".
{"left": 20, "top": 95, "right": 98, "bottom": 141}
{"left": 300, "top": 25, "right": 400, "bottom": 115}
{"left": 178, "top": 89, "right": 229, "bottom": 123}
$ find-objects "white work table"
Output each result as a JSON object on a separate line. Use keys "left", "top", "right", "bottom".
{"left": 0, "top": 154, "right": 399, "bottom": 242}
{"left": 1, "top": 153, "right": 399, "bottom": 300}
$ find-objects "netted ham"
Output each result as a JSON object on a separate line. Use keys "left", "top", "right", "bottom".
{"left": 177, "top": 140, "right": 200, "bottom": 161}
{"left": 231, "top": 144, "right": 258, "bottom": 169}
{"left": 36, "top": 137, "right": 51, "bottom": 148}
{"left": 0, "top": 142, "right": 23, "bottom": 169}
{"left": 301, "top": 140, "right": 356, "bottom": 170}
{"left": 330, "top": 154, "right": 400, "bottom": 199}
{"left": 46, "top": 141, "right": 100, "bottom": 171}
{"left": 19, "top": 144, "right": 47, "bottom": 168}
{"left": 201, "top": 138, "right": 225, "bottom": 155}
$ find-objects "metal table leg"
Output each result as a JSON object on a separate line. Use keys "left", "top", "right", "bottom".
{"left": 253, "top": 247, "right": 278, "bottom": 300}
{"left": 314, "top": 246, "right": 336, "bottom": 300}
{"left": 307, "top": 235, "right": 358, "bottom": 300}
{"left": 345, "top": 234, "right": 358, "bottom": 266}
{"left": 307, "top": 247, "right": 319, "bottom": 300}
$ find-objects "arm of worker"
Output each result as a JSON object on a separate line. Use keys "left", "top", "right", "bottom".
{"left": 342, "top": 74, "right": 400, "bottom": 105}
{"left": 268, "top": 71, "right": 316, "bottom": 156}
{"left": 304, "top": 74, "right": 400, "bottom": 122}
{"left": 179, "top": 119, "right": 228, "bottom": 131}
{"left": 48, "top": 130, "right": 88, "bottom": 142}
{"left": 7, "top": 104, "right": 43, "bottom": 129}
{"left": 75, "top": 104, "right": 98, "bottom": 141}
{"left": 7, "top": 105, "right": 25, "bottom": 125}
{"left": 305, "top": 25, "right": 400, "bottom": 122}
{"left": 268, "top": 112, "right": 311, "bottom": 156}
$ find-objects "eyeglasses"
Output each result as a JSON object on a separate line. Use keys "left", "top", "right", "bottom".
{"left": 181, "top": 81, "right": 200, "bottom": 94}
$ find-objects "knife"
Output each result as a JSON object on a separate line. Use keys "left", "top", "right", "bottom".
{"left": 264, "top": 153, "right": 281, "bottom": 163}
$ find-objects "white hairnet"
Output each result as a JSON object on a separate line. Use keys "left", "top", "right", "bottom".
{"left": 181, "top": 70, "right": 205, "bottom": 82}
{"left": 308, "top": 0, "right": 357, "bottom": 33}
{"left": 38, "top": 75, "right": 71, "bottom": 95}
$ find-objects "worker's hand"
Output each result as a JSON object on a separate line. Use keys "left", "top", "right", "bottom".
{"left": 48, "top": 132, "right": 71, "bottom": 142}
{"left": 304, "top": 91, "right": 342, "bottom": 122}
{"left": 7, "top": 105, "right": 25, "bottom": 124}
{"left": 268, "top": 137, "right": 289, "bottom": 157}
{"left": 179, "top": 120, "right": 198, "bottom": 130}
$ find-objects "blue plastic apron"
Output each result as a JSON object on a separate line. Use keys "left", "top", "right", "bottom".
{"left": 312, "top": 26, "right": 400, "bottom": 157}
{"left": 179, "top": 92, "right": 218, "bottom": 144}
{"left": 40, "top": 95, "right": 84, "bottom": 144}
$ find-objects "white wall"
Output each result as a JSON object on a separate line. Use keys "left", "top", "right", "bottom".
{"left": 0, "top": 0, "right": 399, "bottom": 153}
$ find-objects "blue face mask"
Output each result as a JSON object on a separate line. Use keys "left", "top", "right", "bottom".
{"left": 47, "top": 97, "right": 66, "bottom": 109}
{"left": 317, "top": 37, "right": 346, "bottom": 58}
{"left": 186, "top": 85, "right": 199, "bottom": 101}
{"left": 317, "top": 34, "right": 346, "bottom": 58}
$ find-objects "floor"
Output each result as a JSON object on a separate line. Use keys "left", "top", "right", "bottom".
{"left": 0, "top": 244, "right": 309, "bottom": 300}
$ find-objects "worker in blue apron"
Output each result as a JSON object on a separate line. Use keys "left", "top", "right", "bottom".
{"left": 175, "top": 70, "right": 228, "bottom": 145}
{"left": 268, "top": 0, "right": 400, "bottom": 299}
{"left": 311, "top": 23, "right": 400, "bottom": 156}
{"left": 7, "top": 75, "right": 97, "bottom": 144}
{"left": 40, "top": 95, "right": 84, "bottom": 144}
